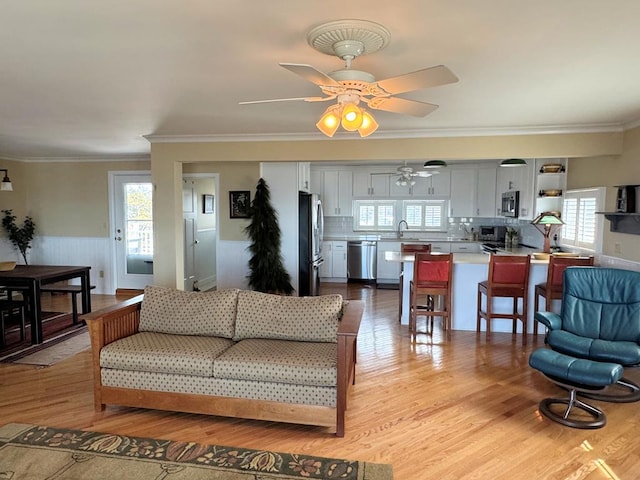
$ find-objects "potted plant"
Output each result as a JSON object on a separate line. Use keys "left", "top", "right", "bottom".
{"left": 244, "top": 179, "right": 293, "bottom": 294}
{"left": 2, "top": 209, "right": 36, "bottom": 265}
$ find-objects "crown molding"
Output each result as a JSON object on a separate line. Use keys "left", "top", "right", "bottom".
{"left": 144, "top": 122, "right": 625, "bottom": 144}
{"left": 2, "top": 154, "right": 150, "bottom": 163}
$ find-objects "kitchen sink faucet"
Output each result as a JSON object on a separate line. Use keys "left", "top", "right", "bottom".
{"left": 397, "top": 220, "right": 409, "bottom": 238}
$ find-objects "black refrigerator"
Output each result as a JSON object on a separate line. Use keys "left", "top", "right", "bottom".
{"left": 299, "top": 191, "right": 324, "bottom": 296}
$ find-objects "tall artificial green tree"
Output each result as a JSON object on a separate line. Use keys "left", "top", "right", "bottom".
{"left": 244, "top": 178, "right": 293, "bottom": 294}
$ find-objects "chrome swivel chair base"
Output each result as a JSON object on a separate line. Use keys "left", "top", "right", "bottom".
{"left": 539, "top": 377, "right": 607, "bottom": 429}
{"left": 579, "top": 377, "right": 640, "bottom": 404}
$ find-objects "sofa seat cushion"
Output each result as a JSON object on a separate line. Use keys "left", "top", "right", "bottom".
{"left": 548, "top": 330, "right": 640, "bottom": 365}
{"left": 234, "top": 290, "right": 343, "bottom": 342}
{"left": 214, "top": 339, "right": 337, "bottom": 387}
{"left": 101, "top": 332, "right": 235, "bottom": 377}
{"left": 139, "top": 286, "right": 239, "bottom": 338}
{"left": 101, "top": 370, "right": 337, "bottom": 407}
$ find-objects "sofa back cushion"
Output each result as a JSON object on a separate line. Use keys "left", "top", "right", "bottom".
{"left": 234, "top": 290, "right": 343, "bottom": 343}
{"left": 139, "top": 286, "right": 239, "bottom": 338}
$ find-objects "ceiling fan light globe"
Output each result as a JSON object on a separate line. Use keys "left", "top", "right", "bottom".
{"left": 316, "top": 106, "right": 341, "bottom": 137}
{"left": 341, "top": 103, "right": 363, "bottom": 131}
{"left": 358, "top": 110, "right": 379, "bottom": 137}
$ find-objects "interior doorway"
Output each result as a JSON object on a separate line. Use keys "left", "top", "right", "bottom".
{"left": 183, "top": 174, "right": 218, "bottom": 291}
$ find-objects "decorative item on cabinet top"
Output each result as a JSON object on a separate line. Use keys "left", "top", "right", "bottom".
{"left": 538, "top": 189, "right": 562, "bottom": 197}
{"left": 539, "top": 164, "right": 565, "bottom": 174}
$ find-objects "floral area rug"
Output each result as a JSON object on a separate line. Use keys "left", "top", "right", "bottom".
{"left": 0, "top": 423, "right": 393, "bottom": 479}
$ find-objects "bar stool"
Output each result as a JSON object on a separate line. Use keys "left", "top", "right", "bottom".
{"left": 398, "top": 243, "right": 431, "bottom": 322}
{"left": 409, "top": 253, "right": 453, "bottom": 340}
{"left": 477, "top": 254, "right": 531, "bottom": 344}
{"left": 533, "top": 255, "right": 594, "bottom": 338}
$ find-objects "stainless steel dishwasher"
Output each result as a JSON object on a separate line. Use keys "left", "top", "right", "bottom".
{"left": 347, "top": 240, "right": 377, "bottom": 281}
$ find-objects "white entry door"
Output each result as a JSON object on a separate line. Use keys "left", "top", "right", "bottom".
{"left": 111, "top": 173, "right": 154, "bottom": 290}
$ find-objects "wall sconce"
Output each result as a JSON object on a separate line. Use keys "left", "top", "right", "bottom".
{"left": 0, "top": 169, "right": 13, "bottom": 191}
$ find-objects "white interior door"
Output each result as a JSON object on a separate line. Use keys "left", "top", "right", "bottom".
{"left": 183, "top": 179, "right": 197, "bottom": 291}
{"left": 111, "top": 173, "right": 154, "bottom": 290}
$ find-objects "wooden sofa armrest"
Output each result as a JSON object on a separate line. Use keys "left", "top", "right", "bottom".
{"left": 83, "top": 294, "right": 144, "bottom": 349}
{"left": 83, "top": 294, "right": 143, "bottom": 411}
{"left": 336, "top": 300, "right": 364, "bottom": 437}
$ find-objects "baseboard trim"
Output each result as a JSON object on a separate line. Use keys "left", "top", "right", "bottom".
{"left": 115, "top": 288, "right": 144, "bottom": 298}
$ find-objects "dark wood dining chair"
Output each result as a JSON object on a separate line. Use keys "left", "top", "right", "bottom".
{"left": 477, "top": 254, "right": 531, "bottom": 345}
{"left": 398, "top": 243, "right": 431, "bottom": 322}
{"left": 0, "top": 288, "right": 28, "bottom": 347}
{"left": 409, "top": 253, "right": 453, "bottom": 340}
{"left": 533, "top": 254, "right": 594, "bottom": 338}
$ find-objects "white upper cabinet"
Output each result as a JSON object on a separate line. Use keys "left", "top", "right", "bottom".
{"left": 449, "top": 169, "right": 477, "bottom": 217}
{"left": 352, "top": 168, "right": 390, "bottom": 197}
{"left": 475, "top": 167, "right": 497, "bottom": 217}
{"left": 298, "top": 162, "right": 311, "bottom": 192}
{"left": 320, "top": 169, "right": 353, "bottom": 216}
{"left": 425, "top": 171, "right": 451, "bottom": 197}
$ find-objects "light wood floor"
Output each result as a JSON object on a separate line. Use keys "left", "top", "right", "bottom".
{"left": 1, "top": 285, "right": 638, "bottom": 479}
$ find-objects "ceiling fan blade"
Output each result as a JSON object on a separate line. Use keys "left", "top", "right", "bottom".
{"left": 375, "top": 65, "right": 458, "bottom": 95}
{"left": 413, "top": 171, "right": 433, "bottom": 177}
{"left": 368, "top": 97, "right": 439, "bottom": 117}
{"left": 279, "top": 63, "right": 341, "bottom": 87}
{"left": 239, "top": 96, "right": 332, "bottom": 105}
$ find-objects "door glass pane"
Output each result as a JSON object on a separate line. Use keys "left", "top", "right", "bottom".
{"left": 125, "top": 183, "right": 153, "bottom": 274}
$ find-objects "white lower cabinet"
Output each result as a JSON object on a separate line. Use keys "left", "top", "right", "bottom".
{"left": 376, "top": 241, "right": 401, "bottom": 283}
{"left": 319, "top": 241, "right": 347, "bottom": 281}
{"left": 450, "top": 242, "right": 481, "bottom": 253}
{"left": 429, "top": 242, "right": 451, "bottom": 253}
{"left": 332, "top": 241, "right": 348, "bottom": 278}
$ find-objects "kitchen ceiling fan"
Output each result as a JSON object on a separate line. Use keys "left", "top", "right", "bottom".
{"left": 239, "top": 20, "right": 458, "bottom": 137}
{"left": 374, "top": 163, "right": 438, "bottom": 187}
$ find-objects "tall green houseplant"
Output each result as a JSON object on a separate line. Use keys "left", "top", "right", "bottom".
{"left": 244, "top": 178, "right": 293, "bottom": 294}
{"left": 2, "top": 209, "right": 36, "bottom": 265}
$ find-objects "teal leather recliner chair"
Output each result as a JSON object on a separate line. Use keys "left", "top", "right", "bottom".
{"left": 529, "top": 267, "right": 640, "bottom": 428}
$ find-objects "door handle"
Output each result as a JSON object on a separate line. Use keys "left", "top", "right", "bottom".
{"left": 115, "top": 236, "right": 122, "bottom": 241}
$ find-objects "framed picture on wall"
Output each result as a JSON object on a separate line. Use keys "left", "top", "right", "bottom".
{"left": 203, "top": 194, "right": 214, "bottom": 214}
{"left": 229, "top": 191, "right": 250, "bottom": 218}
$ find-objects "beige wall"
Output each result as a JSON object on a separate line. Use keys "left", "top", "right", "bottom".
{"left": 567, "top": 126, "right": 640, "bottom": 261}
{"left": 182, "top": 161, "right": 259, "bottom": 241}
{"left": 7, "top": 160, "right": 150, "bottom": 237}
{"left": 0, "top": 159, "right": 28, "bottom": 220}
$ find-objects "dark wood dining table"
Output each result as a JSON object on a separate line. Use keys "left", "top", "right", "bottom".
{"left": 0, "top": 265, "right": 92, "bottom": 344}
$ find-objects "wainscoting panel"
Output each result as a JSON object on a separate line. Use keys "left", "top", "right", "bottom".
{"left": 216, "top": 240, "right": 250, "bottom": 290}
{"left": 30, "top": 236, "right": 112, "bottom": 294}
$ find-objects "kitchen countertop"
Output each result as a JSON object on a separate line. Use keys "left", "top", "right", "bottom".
{"left": 384, "top": 251, "right": 549, "bottom": 264}
{"left": 323, "top": 235, "right": 478, "bottom": 243}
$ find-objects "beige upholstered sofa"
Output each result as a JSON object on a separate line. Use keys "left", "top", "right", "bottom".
{"left": 85, "top": 286, "right": 363, "bottom": 437}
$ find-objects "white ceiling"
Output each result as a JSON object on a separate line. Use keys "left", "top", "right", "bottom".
{"left": 2, "top": 1, "right": 640, "bottom": 160}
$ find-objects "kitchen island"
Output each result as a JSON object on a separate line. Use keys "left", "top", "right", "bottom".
{"left": 386, "top": 251, "right": 549, "bottom": 334}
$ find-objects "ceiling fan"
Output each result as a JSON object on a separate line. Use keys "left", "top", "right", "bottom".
{"left": 239, "top": 20, "right": 458, "bottom": 137}
{"left": 374, "top": 163, "right": 439, "bottom": 187}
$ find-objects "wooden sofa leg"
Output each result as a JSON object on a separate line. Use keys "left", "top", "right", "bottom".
{"left": 336, "top": 412, "right": 345, "bottom": 437}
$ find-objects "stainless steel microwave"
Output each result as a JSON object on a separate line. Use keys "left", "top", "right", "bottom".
{"left": 501, "top": 191, "right": 520, "bottom": 217}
